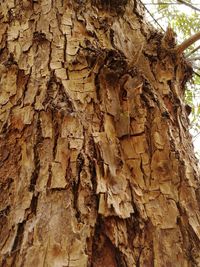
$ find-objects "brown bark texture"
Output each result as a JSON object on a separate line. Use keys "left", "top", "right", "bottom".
{"left": 0, "top": 0, "right": 200, "bottom": 266}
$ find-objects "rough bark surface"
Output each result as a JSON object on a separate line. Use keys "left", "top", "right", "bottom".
{"left": 0, "top": 0, "right": 200, "bottom": 266}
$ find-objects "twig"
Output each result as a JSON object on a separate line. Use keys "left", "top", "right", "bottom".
{"left": 193, "top": 131, "right": 200, "bottom": 141}
{"left": 186, "top": 44, "right": 200, "bottom": 57}
{"left": 144, "top": 2, "right": 200, "bottom": 5}
{"left": 193, "top": 70, "right": 200, "bottom": 78}
{"left": 149, "top": 15, "right": 166, "bottom": 24}
{"left": 177, "top": 0, "right": 200, "bottom": 13}
{"left": 144, "top": 2, "right": 182, "bottom": 4}
{"left": 138, "top": 0, "right": 165, "bottom": 32}
{"left": 188, "top": 56, "right": 200, "bottom": 61}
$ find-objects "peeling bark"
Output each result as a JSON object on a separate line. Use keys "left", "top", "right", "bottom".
{"left": 0, "top": 0, "right": 200, "bottom": 266}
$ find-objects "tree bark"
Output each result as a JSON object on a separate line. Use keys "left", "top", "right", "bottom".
{"left": 0, "top": 0, "right": 200, "bottom": 266}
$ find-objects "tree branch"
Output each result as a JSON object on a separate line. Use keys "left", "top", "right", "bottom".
{"left": 175, "top": 31, "right": 200, "bottom": 54}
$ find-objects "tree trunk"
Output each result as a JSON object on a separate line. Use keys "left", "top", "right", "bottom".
{"left": 0, "top": 0, "right": 200, "bottom": 266}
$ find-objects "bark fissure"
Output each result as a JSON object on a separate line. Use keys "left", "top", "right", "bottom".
{"left": 29, "top": 117, "right": 42, "bottom": 192}
{"left": 11, "top": 222, "right": 25, "bottom": 254}
{"left": 73, "top": 152, "right": 85, "bottom": 221}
